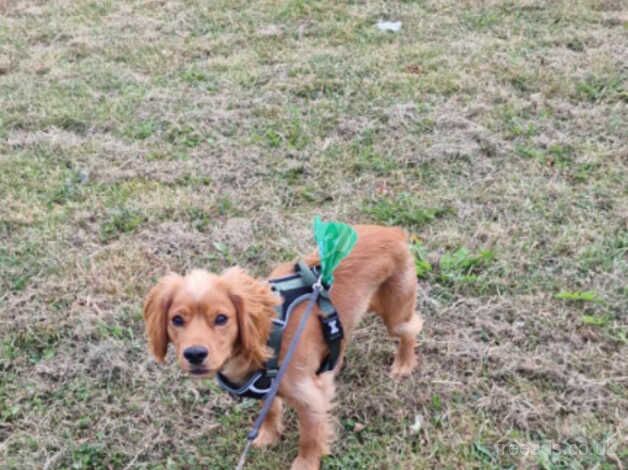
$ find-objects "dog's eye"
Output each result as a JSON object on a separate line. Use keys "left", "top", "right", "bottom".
{"left": 214, "top": 314, "right": 228, "bottom": 326}
{"left": 172, "top": 315, "right": 184, "bottom": 327}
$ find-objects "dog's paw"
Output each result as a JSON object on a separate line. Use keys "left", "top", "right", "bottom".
{"left": 290, "top": 456, "right": 320, "bottom": 470}
{"left": 390, "top": 355, "right": 418, "bottom": 380}
{"left": 252, "top": 427, "right": 281, "bottom": 448}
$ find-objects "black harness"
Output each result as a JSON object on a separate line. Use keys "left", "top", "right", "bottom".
{"left": 216, "top": 262, "right": 344, "bottom": 400}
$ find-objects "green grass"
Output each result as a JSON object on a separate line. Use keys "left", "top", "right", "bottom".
{"left": 575, "top": 74, "right": 626, "bottom": 103}
{"left": 99, "top": 207, "right": 147, "bottom": 242}
{"left": 0, "top": 0, "right": 626, "bottom": 468}
{"left": 363, "top": 194, "right": 452, "bottom": 228}
{"left": 411, "top": 239, "right": 433, "bottom": 279}
{"left": 439, "top": 248, "right": 494, "bottom": 279}
{"left": 555, "top": 290, "right": 601, "bottom": 303}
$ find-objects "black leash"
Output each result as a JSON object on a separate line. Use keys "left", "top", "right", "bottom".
{"left": 235, "top": 280, "right": 323, "bottom": 470}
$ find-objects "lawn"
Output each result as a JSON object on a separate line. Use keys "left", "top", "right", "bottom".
{"left": 1, "top": 0, "right": 626, "bottom": 468}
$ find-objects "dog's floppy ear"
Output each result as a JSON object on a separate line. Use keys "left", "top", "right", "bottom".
{"left": 143, "top": 273, "right": 182, "bottom": 362}
{"left": 222, "top": 267, "right": 280, "bottom": 368}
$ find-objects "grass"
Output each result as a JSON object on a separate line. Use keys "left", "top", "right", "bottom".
{"left": 1, "top": 0, "right": 626, "bottom": 468}
{"left": 555, "top": 290, "right": 601, "bottom": 303}
{"left": 362, "top": 194, "right": 452, "bottom": 228}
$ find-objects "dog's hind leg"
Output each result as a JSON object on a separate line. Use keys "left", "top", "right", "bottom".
{"left": 252, "top": 397, "right": 284, "bottom": 448}
{"left": 370, "top": 258, "right": 423, "bottom": 379}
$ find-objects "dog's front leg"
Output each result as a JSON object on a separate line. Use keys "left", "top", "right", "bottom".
{"left": 290, "top": 406, "right": 330, "bottom": 470}
{"left": 289, "top": 375, "right": 335, "bottom": 470}
{"left": 252, "top": 397, "right": 284, "bottom": 448}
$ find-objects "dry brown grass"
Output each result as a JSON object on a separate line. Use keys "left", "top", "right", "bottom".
{"left": 1, "top": 0, "right": 626, "bottom": 468}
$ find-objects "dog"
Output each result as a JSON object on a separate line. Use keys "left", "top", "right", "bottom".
{"left": 143, "top": 224, "right": 423, "bottom": 469}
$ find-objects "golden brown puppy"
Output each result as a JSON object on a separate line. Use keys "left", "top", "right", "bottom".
{"left": 144, "top": 225, "right": 423, "bottom": 470}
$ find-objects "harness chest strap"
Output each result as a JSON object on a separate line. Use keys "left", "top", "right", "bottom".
{"left": 216, "top": 262, "right": 344, "bottom": 399}
{"left": 313, "top": 281, "right": 343, "bottom": 374}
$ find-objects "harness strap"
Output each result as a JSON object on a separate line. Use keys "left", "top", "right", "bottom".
{"left": 236, "top": 284, "right": 323, "bottom": 470}
{"left": 264, "top": 322, "right": 282, "bottom": 376}
{"left": 217, "top": 263, "right": 344, "bottom": 400}
{"left": 316, "top": 294, "right": 343, "bottom": 374}
{"left": 295, "top": 260, "right": 317, "bottom": 285}
{"left": 294, "top": 261, "right": 343, "bottom": 374}
{"left": 216, "top": 371, "right": 272, "bottom": 400}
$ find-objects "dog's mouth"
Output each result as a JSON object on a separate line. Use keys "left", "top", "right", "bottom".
{"left": 189, "top": 368, "right": 212, "bottom": 377}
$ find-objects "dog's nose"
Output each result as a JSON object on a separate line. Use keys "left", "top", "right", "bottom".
{"left": 183, "top": 346, "right": 208, "bottom": 365}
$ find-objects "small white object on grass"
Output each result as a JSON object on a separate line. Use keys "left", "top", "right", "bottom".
{"left": 410, "top": 414, "right": 423, "bottom": 434}
{"left": 376, "top": 20, "right": 402, "bottom": 32}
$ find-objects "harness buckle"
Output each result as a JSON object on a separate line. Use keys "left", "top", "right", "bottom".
{"left": 312, "top": 275, "right": 323, "bottom": 293}
{"left": 319, "top": 311, "right": 344, "bottom": 342}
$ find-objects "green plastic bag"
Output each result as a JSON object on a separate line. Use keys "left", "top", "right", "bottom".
{"left": 313, "top": 216, "right": 357, "bottom": 287}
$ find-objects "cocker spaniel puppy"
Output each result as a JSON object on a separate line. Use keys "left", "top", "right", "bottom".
{"left": 144, "top": 225, "right": 423, "bottom": 470}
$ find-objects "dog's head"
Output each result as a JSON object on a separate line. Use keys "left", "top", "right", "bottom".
{"left": 143, "top": 267, "right": 279, "bottom": 377}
